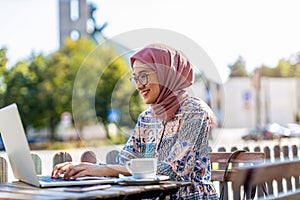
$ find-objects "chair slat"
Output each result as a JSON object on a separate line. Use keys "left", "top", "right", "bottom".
{"left": 52, "top": 152, "right": 72, "bottom": 168}
{"left": 0, "top": 156, "right": 8, "bottom": 183}
{"left": 232, "top": 159, "right": 300, "bottom": 190}
{"left": 31, "top": 153, "right": 42, "bottom": 175}
{"left": 211, "top": 170, "right": 236, "bottom": 181}
{"left": 210, "top": 152, "right": 265, "bottom": 163}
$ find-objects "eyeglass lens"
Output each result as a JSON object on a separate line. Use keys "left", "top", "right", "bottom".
{"left": 130, "top": 72, "right": 149, "bottom": 86}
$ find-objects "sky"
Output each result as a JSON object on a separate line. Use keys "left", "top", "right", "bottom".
{"left": 1, "top": 0, "right": 300, "bottom": 82}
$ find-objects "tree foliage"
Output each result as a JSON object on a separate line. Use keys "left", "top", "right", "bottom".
{"left": 257, "top": 58, "right": 300, "bottom": 77}
{"left": 261, "top": 59, "right": 300, "bottom": 78}
{"left": 229, "top": 54, "right": 300, "bottom": 78}
{"left": 228, "top": 56, "right": 249, "bottom": 77}
{"left": 0, "top": 47, "right": 8, "bottom": 106}
{"left": 0, "top": 38, "right": 145, "bottom": 141}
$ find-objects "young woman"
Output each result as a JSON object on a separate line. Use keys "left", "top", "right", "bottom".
{"left": 52, "top": 44, "right": 219, "bottom": 199}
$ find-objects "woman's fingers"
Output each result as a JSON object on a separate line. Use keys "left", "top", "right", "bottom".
{"left": 52, "top": 162, "right": 99, "bottom": 180}
{"left": 51, "top": 162, "right": 73, "bottom": 178}
{"left": 62, "top": 163, "right": 94, "bottom": 180}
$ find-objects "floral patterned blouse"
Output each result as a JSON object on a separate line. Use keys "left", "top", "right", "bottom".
{"left": 118, "top": 97, "right": 219, "bottom": 200}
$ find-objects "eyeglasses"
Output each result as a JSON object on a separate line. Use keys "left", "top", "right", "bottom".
{"left": 130, "top": 71, "right": 156, "bottom": 86}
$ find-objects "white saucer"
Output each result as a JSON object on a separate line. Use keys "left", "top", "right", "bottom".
{"left": 117, "top": 175, "right": 169, "bottom": 185}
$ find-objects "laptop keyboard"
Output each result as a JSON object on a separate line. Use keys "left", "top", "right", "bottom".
{"left": 39, "top": 176, "right": 75, "bottom": 182}
{"left": 38, "top": 175, "right": 114, "bottom": 182}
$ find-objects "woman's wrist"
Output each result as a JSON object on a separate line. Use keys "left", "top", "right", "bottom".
{"left": 99, "top": 164, "right": 131, "bottom": 177}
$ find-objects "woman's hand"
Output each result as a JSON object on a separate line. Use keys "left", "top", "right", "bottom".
{"left": 62, "top": 162, "right": 104, "bottom": 180}
{"left": 52, "top": 162, "right": 103, "bottom": 180}
{"left": 52, "top": 162, "right": 131, "bottom": 180}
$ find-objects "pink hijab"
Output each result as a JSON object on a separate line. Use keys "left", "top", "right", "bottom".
{"left": 130, "top": 44, "right": 193, "bottom": 120}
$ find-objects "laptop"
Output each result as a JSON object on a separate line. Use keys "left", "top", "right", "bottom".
{"left": 0, "top": 103, "right": 116, "bottom": 187}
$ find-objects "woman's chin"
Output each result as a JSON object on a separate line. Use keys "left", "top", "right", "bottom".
{"left": 143, "top": 98, "right": 153, "bottom": 104}
{"left": 143, "top": 99, "right": 150, "bottom": 104}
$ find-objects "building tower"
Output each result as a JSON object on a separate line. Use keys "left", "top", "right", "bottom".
{"left": 59, "top": 0, "right": 107, "bottom": 46}
{"left": 59, "top": 0, "right": 91, "bottom": 47}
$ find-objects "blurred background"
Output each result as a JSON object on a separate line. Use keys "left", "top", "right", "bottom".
{"left": 0, "top": 0, "right": 299, "bottom": 151}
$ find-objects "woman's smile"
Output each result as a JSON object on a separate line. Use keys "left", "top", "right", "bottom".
{"left": 140, "top": 89, "right": 150, "bottom": 97}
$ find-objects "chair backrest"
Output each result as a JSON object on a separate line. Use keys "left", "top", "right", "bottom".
{"left": 80, "top": 150, "right": 97, "bottom": 164}
{"left": 210, "top": 151, "right": 265, "bottom": 181}
{"left": 232, "top": 159, "right": 300, "bottom": 200}
{"left": 210, "top": 151, "right": 265, "bottom": 200}
{"left": 1, "top": 153, "right": 44, "bottom": 182}
{"left": 31, "top": 153, "right": 42, "bottom": 175}
{"left": 106, "top": 150, "right": 120, "bottom": 164}
{"left": 52, "top": 151, "right": 72, "bottom": 168}
{"left": 0, "top": 156, "right": 8, "bottom": 182}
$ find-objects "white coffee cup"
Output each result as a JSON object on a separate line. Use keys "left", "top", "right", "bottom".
{"left": 125, "top": 158, "right": 157, "bottom": 179}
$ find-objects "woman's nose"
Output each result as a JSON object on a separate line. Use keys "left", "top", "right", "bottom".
{"left": 136, "top": 81, "right": 144, "bottom": 89}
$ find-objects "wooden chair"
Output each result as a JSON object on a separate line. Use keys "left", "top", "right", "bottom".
{"left": 210, "top": 151, "right": 265, "bottom": 200}
{"left": 31, "top": 153, "right": 42, "bottom": 175}
{"left": 80, "top": 150, "right": 97, "bottom": 164}
{"left": 0, "top": 153, "right": 42, "bottom": 182}
{"left": 106, "top": 150, "right": 119, "bottom": 164}
{"left": 0, "top": 156, "right": 8, "bottom": 182}
{"left": 52, "top": 151, "right": 72, "bottom": 168}
{"left": 232, "top": 159, "right": 300, "bottom": 200}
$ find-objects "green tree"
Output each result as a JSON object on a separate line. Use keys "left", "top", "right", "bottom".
{"left": 260, "top": 65, "right": 275, "bottom": 77}
{"left": 3, "top": 56, "right": 45, "bottom": 129}
{"left": 55, "top": 37, "right": 145, "bottom": 141}
{"left": 72, "top": 42, "right": 145, "bottom": 140}
{"left": 293, "top": 54, "right": 300, "bottom": 77}
{"left": 274, "top": 59, "right": 292, "bottom": 77}
{"left": 1, "top": 37, "right": 144, "bottom": 143}
{"left": 228, "top": 56, "right": 249, "bottom": 77}
{"left": 45, "top": 37, "right": 96, "bottom": 139}
{"left": 255, "top": 58, "right": 300, "bottom": 78}
{"left": 0, "top": 47, "right": 8, "bottom": 106}
{"left": 0, "top": 48, "right": 7, "bottom": 72}
{"left": 3, "top": 38, "right": 96, "bottom": 140}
